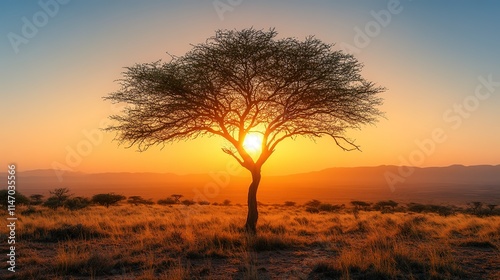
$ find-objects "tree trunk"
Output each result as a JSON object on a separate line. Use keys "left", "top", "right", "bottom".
{"left": 245, "top": 170, "right": 261, "bottom": 234}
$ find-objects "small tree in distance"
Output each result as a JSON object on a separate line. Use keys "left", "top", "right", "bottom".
{"left": 284, "top": 201, "right": 296, "bottom": 207}
{"left": 105, "top": 28, "right": 384, "bottom": 233}
{"left": 51, "top": 188, "right": 70, "bottom": 202}
{"left": 487, "top": 204, "right": 497, "bottom": 211}
{"left": 128, "top": 196, "right": 154, "bottom": 206}
{"left": 181, "top": 199, "right": 196, "bottom": 206}
{"left": 171, "top": 194, "right": 183, "bottom": 203}
{"left": 468, "top": 202, "right": 483, "bottom": 214}
{"left": 351, "top": 201, "right": 371, "bottom": 211}
{"left": 158, "top": 197, "right": 176, "bottom": 205}
{"left": 374, "top": 200, "right": 398, "bottom": 211}
{"left": 92, "top": 193, "right": 126, "bottom": 208}
{"left": 43, "top": 188, "right": 71, "bottom": 209}
{"left": 64, "top": 197, "right": 91, "bottom": 211}
{"left": 30, "top": 194, "right": 44, "bottom": 205}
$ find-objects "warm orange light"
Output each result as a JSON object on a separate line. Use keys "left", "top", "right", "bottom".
{"left": 243, "top": 132, "right": 263, "bottom": 154}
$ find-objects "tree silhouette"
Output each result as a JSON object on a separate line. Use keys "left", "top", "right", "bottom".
{"left": 105, "top": 28, "right": 384, "bottom": 233}
{"left": 29, "top": 194, "right": 44, "bottom": 205}
{"left": 171, "top": 194, "right": 183, "bottom": 203}
{"left": 487, "top": 204, "right": 497, "bottom": 211}
{"left": 91, "top": 193, "right": 126, "bottom": 208}
{"left": 50, "top": 188, "right": 70, "bottom": 202}
{"left": 64, "top": 196, "right": 91, "bottom": 211}
{"left": 128, "top": 196, "right": 154, "bottom": 206}
{"left": 351, "top": 200, "right": 372, "bottom": 211}
{"left": 43, "top": 188, "right": 71, "bottom": 209}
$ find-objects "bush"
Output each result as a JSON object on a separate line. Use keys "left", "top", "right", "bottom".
{"left": 43, "top": 197, "right": 64, "bottom": 210}
{"left": 305, "top": 199, "right": 321, "bottom": 208}
{"left": 318, "top": 203, "right": 344, "bottom": 212}
{"left": 374, "top": 200, "right": 398, "bottom": 211}
{"left": 29, "top": 194, "right": 44, "bottom": 205}
{"left": 91, "top": 193, "right": 125, "bottom": 208}
{"left": 171, "top": 194, "right": 183, "bottom": 203}
{"left": 222, "top": 199, "right": 231, "bottom": 206}
{"left": 284, "top": 201, "right": 296, "bottom": 207}
{"left": 43, "top": 188, "right": 71, "bottom": 209}
{"left": 468, "top": 202, "right": 483, "bottom": 213}
{"left": 407, "top": 203, "right": 426, "bottom": 213}
{"left": 306, "top": 206, "right": 320, "bottom": 213}
{"left": 351, "top": 200, "right": 371, "bottom": 210}
{"left": 64, "top": 197, "right": 91, "bottom": 211}
{"left": 182, "top": 199, "right": 196, "bottom": 206}
{"left": 198, "top": 200, "right": 210, "bottom": 205}
{"left": 158, "top": 197, "right": 177, "bottom": 205}
{"left": 127, "top": 196, "right": 154, "bottom": 206}
{"left": 21, "top": 206, "right": 41, "bottom": 216}
{"left": 407, "top": 203, "right": 455, "bottom": 216}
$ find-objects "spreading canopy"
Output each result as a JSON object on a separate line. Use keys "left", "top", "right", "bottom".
{"left": 105, "top": 28, "right": 384, "bottom": 171}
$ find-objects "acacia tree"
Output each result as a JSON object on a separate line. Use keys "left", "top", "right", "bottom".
{"left": 105, "top": 28, "right": 384, "bottom": 233}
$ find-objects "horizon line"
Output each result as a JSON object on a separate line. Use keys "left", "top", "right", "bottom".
{"left": 5, "top": 163, "right": 500, "bottom": 177}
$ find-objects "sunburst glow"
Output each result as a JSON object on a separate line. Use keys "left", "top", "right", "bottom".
{"left": 243, "top": 132, "right": 263, "bottom": 153}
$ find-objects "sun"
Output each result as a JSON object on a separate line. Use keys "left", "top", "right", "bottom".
{"left": 243, "top": 132, "right": 263, "bottom": 153}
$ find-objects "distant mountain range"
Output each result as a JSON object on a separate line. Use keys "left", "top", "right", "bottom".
{"left": 2, "top": 165, "right": 499, "bottom": 205}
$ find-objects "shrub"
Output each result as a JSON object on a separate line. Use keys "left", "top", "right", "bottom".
{"left": 222, "top": 199, "right": 231, "bottom": 206}
{"left": 171, "top": 194, "right": 183, "bottom": 203}
{"left": 64, "top": 197, "right": 91, "bottom": 211}
{"left": 43, "top": 197, "right": 64, "bottom": 210}
{"left": 306, "top": 206, "right": 320, "bottom": 213}
{"left": 127, "top": 196, "right": 154, "bottom": 206}
{"left": 318, "top": 203, "right": 337, "bottom": 212}
{"left": 407, "top": 203, "right": 426, "bottom": 213}
{"left": 198, "top": 200, "right": 210, "bottom": 205}
{"left": 50, "top": 188, "right": 71, "bottom": 201}
{"left": 43, "top": 188, "right": 71, "bottom": 209}
{"left": 91, "top": 193, "right": 125, "bottom": 208}
{"left": 374, "top": 200, "right": 398, "bottom": 211}
{"left": 429, "top": 205, "right": 454, "bottom": 216}
{"left": 468, "top": 202, "right": 483, "bottom": 213}
{"left": 158, "top": 197, "right": 177, "bottom": 205}
{"left": 305, "top": 199, "right": 321, "bottom": 208}
{"left": 29, "top": 194, "right": 44, "bottom": 205}
{"left": 407, "top": 203, "right": 455, "bottom": 216}
{"left": 284, "top": 201, "right": 296, "bottom": 207}
{"left": 351, "top": 200, "right": 371, "bottom": 210}
{"left": 21, "top": 206, "right": 41, "bottom": 216}
{"left": 182, "top": 199, "right": 196, "bottom": 206}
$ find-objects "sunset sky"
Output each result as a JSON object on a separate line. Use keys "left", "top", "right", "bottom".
{"left": 1, "top": 0, "right": 499, "bottom": 176}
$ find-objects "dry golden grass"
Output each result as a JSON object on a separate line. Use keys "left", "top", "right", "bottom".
{"left": 1, "top": 204, "right": 499, "bottom": 279}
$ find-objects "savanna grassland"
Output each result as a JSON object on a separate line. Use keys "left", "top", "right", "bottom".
{"left": 1, "top": 203, "right": 499, "bottom": 280}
